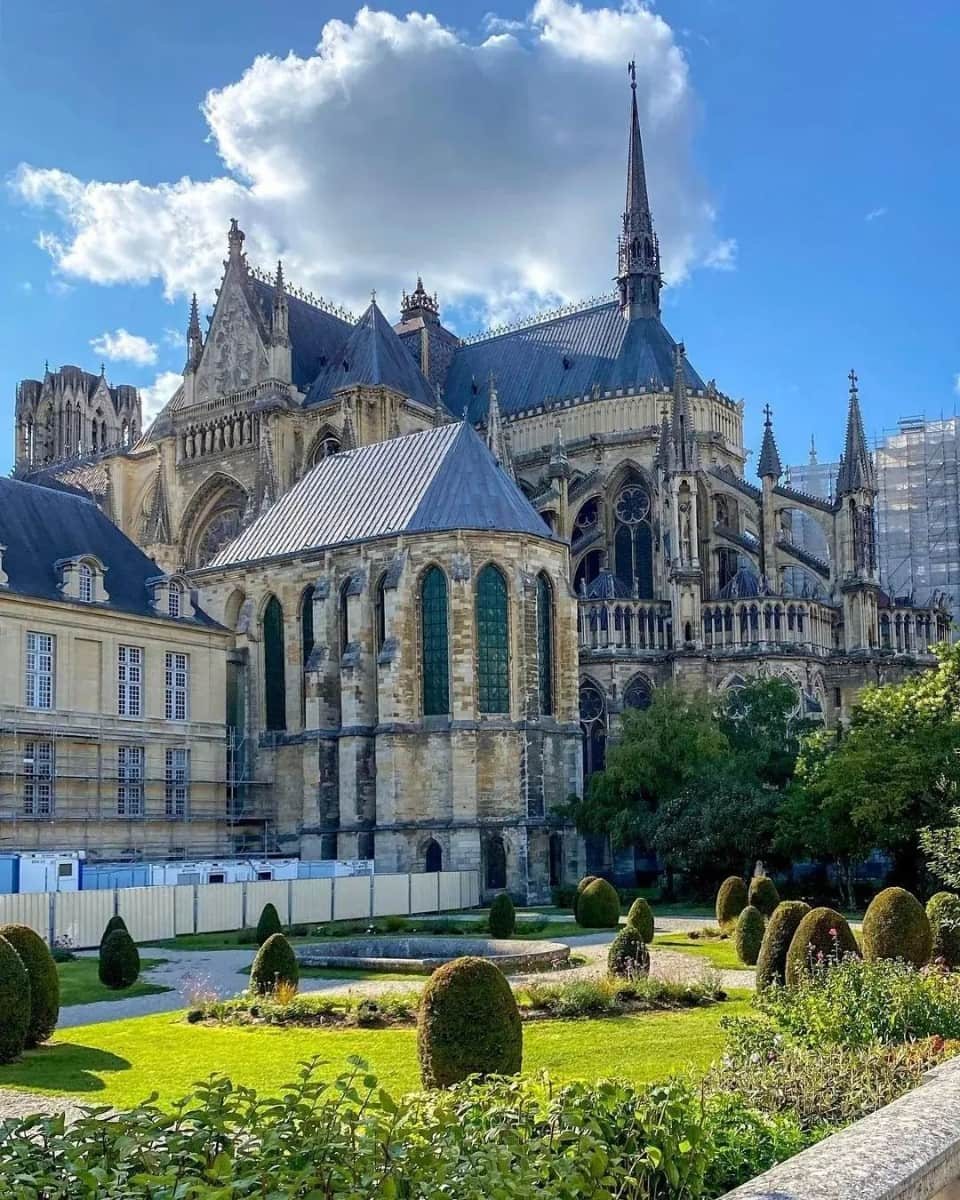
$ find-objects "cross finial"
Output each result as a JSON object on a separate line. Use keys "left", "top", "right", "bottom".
{"left": 763, "top": 403, "right": 773, "bottom": 425}
{"left": 370, "top": 287, "right": 377, "bottom": 306}
{"left": 628, "top": 59, "right": 636, "bottom": 90}
{"left": 100, "top": 362, "right": 105, "bottom": 377}
{"left": 848, "top": 368, "right": 858, "bottom": 394}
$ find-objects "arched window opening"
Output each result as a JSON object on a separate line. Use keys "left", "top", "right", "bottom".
{"left": 311, "top": 434, "right": 341, "bottom": 466}
{"left": 476, "top": 564, "right": 509, "bottom": 714}
{"left": 573, "top": 497, "right": 600, "bottom": 541}
{"left": 224, "top": 589, "right": 246, "bottom": 631}
{"left": 300, "top": 584, "right": 315, "bottom": 726}
{"left": 168, "top": 582, "right": 182, "bottom": 618}
{"left": 78, "top": 562, "right": 93, "bottom": 604}
{"left": 536, "top": 572, "right": 554, "bottom": 717}
{"left": 624, "top": 675, "right": 651, "bottom": 711}
{"left": 613, "top": 485, "right": 654, "bottom": 598}
{"left": 579, "top": 681, "right": 606, "bottom": 779}
{"left": 420, "top": 567, "right": 449, "bottom": 716}
{"left": 424, "top": 839, "right": 442, "bottom": 873}
{"left": 574, "top": 549, "right": 602, "bottom": 595}
{"left": 485, "top": 836, "right": 507, "bottom": 891}
{"left": 374, "top": 575, "right": 387, "bottom": 654}
{"left": 263, "top": 595, "right": 286, "bottom": 732}
{"left": 549, "top": 833, "right": 563, "bottom": 887}
{"left": 339, "top": 580, "right": 351, "bottom": 655}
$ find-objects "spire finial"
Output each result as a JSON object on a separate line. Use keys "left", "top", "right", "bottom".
{"left": 763, "top": 403, "right": 773, "bottom": 426}
{"left": 628, "top": 59, "right": 636, "bottom": 90}
{"left": 618, "top": 62, "right": 660, "bottom": 322}
{"left": 227, "top": 217, "right": 245, "bottom": 262}
{"left": 849, "top": 367, "right": 858, "bottom": 397}
{"left": 370, "top": 287, "right": 377, "bottom": 307}
{"left": 100, "top": 362, "right": 105, "bottom": 377}
{"left": 757, "top": 404, "right": 783, "bottom": 481}
{"left": 274, "top": 260, "right": 285, "bottom": 293}
{"left": 809, "top": 433, "right": 818, "bottom": 465}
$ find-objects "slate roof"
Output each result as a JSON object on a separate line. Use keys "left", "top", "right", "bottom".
{"left": 249, "top": 279, "right": 351, "bottom": 392}
{"left": 757, "top": 420, "right": 783, "bottom": 479}
{"left": 206, "top": 422, "right": 553, "bottom": 569}
{"left": 444, "top": 302, "right": 706, "bottom": 422}
{"left": 0, "top": 477, "right": 216, "bottom": 624}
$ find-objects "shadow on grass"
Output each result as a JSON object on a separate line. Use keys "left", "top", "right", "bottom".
{"left": 0, "top": 1043, "right": 131, "bottom": 1094}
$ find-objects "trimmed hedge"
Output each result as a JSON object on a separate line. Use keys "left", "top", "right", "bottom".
{"left": 607, "top": 926, "right": 650, "bottom": 979}
{"left": 748, "top": 876, "right": 780, "bottom": 919}
{"left": 785, "top": 907, "right": 859, "bottom": 987}
{"left": 927, "top": 892, "right": 960, "bottom": 967}
{"left": 756, "top": 901, "right": 811, "bottom": 989}
{"left": 0, "top": 936, "right": 29, "bottom": 1063}
{"left": 99, "top": 914, "right": 128, "bottom": 950}
{"left": 573, "top": 876, "right": 599, "bottom": 920}
{"left": 488, "top": 894, "right": 516, "bottom": 939}
{"left": 418, "top": 955, "right": 522, "bottom": 1088}
{"left": 576, "top": 878, "right": 621, "bottom": 929}
{"left": 735, "top": 906, "right": 765, "bottom": 966}
{"left": 98, "top": 929, "right": 141, "bottom": 990}
{"left": 862, "top": 887, "right": 932, "bottom": 969}
{"left": 256, "top": 903, "right": 283, "bottom": 948}
{"left": 251, "top": 933, "right": 299, "bottom": 995}
{"left": 716, "top": 877, "right": 748, "bottom": 930}
{"left": 625, "top": 898, "right": 655, "bottom": 944}
{"left": 0, "top": 924, "right": 59, "bottom": 1046}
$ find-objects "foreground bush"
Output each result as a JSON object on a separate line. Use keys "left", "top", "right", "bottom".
{"left": 99, "top": 915, "right": 128, "bottom": 950}
{"left": 250, "top": 933, "right": 299, "bottom": 996}
{"left": 862, "top": 887, "right": 932, "bottom": 968}
{"left": 755, "top": 901, "right": 810, "bottom": 989}
{"left": 607, "top": 926, "right": 650, "bottom": 979}
{"left": 576, "top": 878, "right": 621, "bottom": 929}
{"left": 716, "top": 877, "right": 748, "bottom": 930}
{"left": 734, "top": 906, "right": 765, "bottom": 966}
{"left": 927, "top": 892, "right": 960, "bottom": 967}
{"left": 785, "top": 907, "right": 859, "bottom": 986}
{"left": 572, "top": 875, "right": 599, "bottom": 920}
{"left": 256, "top": 903, "right": 283, "bottom": 947}
{"left": 418, "top": 956, "right": 521, "bottom": 1087}
{"left": 625, "top": 897, "right": 655, "bottom": 944}
{"left": 98, "top": 929, "right": 140, "bottom": 990}
{"left": 0, "top": 924, "right": 59, "bottom": 1045}
{"left": 488, "top": 893, "right": 516, "bottom": 938}
{"left": 0, "top": 935, "right": 30, "bottom": 1063}
{"left": 748, "top": 876, "right": 780, "bottom": 918}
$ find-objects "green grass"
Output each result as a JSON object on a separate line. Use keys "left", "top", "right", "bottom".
{"left": 58, "top": 959, "right": 170, "bottom": 1007}
{"left": 652, "top": 932, "right": 749, "bottom": 972}
{"left": 0, "top": 993, "right": 749, "bottom": 1109}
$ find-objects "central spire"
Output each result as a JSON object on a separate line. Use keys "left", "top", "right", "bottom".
{"left": 617, "top": 61, "right": 661, "bottom": 321}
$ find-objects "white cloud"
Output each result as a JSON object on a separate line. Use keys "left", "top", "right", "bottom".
{"left": 139, "top": 370, "right": 183, "bottom": 423}
{"left": 704, "top": 237, "right": 737, "bottom": 271}
{"left": 90, "top": 328, "right": 158, "bottom": 366}
{"left": 10, "top": 1, "right": 730, "bottom": 322}
{"left": 865, "top": 206, "right": 887, "bottom": 222}
{"left": 163, "top": 327, "right": 186, "bottom": 349}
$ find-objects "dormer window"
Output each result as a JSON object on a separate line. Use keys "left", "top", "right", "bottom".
{"left": 147, "top": 573, "right": 195, "bottom": 621}
{"left": 78, "top": 562, "right": 93, "bottom": 603}
{"left": 56, "top": 555, "right": 108, "bottom": 604}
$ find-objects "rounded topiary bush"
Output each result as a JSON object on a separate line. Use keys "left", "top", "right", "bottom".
{"left": 927, "top": 892, "right": 960, "bottom": 967}
{"left": 418, "top": 955, "right": 522, "bottom": 1088}
{"left": 573, "top": 876, "right": 599, "bottom": 920}
{"left": 785, "top": 907, "right": 859, "bottom": 986}
{"left": 250, "top": 932, "right": 299, "bottom": 996}
{"left": 625, "top": 898, "right": 655, "bottom": 944}
{"left": 256, "top": 903, "right": 283, "bottom": 947}
{"left": 98, "top": 929, "right": 140, "bottom": 990}
{"left": 862, "top": 887, "right": 932, "bottom": 968}
{"left": 748, "top": 876, "right": 780, "bottom": 919}
{"left": 0, "top": 924, "right": 59, "bottom": 1046}
{"left": 756, "top": 901, "right": 811, "bottom": 989}
{"left": 576, "top": 878, "right": 621, "bottom": 929}
{"left": 488, "top": 893, "right": 516, "bottom": 938}
{"left": 99, "top": 914, "right": 128, "bottom": 950}
{"left": 716, "top": 877, "right": 748, "bottom": 930}
{"left": 735, "top": 905, "right": 766, "bottom": 966}
{"left": 0, "top": 936, "right": 30, "bottom": 1063}
{"left": 607, "top": 925, "right": 650, "bottom": 979}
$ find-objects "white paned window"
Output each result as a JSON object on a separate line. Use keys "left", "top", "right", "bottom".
{"left": 25, "top": 632, "right": 55, "bottom": 709}
{"left": 168, "top": 585, "right": 181, "bottom": 618}
{"left": 117, "top": 746, "right": 144, "bottom": 816}
{"left": 164, "top": 748, "right": 189, "bottom": 818}
{"left": 23, "top": 741, "right": 54, "bottom": 816}
{"left": 164, "top": 652, "right": 189, "bottom": 721}
{"left": 117, "top": 645, "right": 143, "bottom": 717}
{"left": 78, "top": 562, "right": 93, "bottom": 603}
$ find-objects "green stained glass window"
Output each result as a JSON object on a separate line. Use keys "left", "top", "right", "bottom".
{"left": 536, "top": 572, "right": 554, "bottom": 716}
{"left": 476, "top": 564, "right": 509, "bottom": 714}
{"left": 420, "top": 567, "right": 450, "bottom": 716}
{"left": 263, "top": 595, "right": 286, "bottom": 732}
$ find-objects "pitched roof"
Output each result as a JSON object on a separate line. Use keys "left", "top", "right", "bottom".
{"left": 206, "top": 422, "right": 553, "bottom": 568}
{"left": 835, "top": 377, "right": 875, "bottom": 495}
{"left": 249, "top": 278, "right": 351, "bottom": 391}
{"left": 757, "top": 415, "right": 783, "bottom": 479}
{"left": 444, "top": 302, "right": 706, "bottom": 421}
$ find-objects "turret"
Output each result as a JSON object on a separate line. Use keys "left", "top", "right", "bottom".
{"left": 834, "top": 369, "right": 880, "bottom": 650}
{"left": 185, "top": 293, "right": 203, "bottom": 372}
{"left": 617, "top": 61, "right": 662, "bottom": 321}
{"left": 269, "top": 260, "right": 292, "bottom": 382}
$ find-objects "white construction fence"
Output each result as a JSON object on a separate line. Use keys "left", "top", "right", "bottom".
{"left": 0, "top": 870, "right": 481, "bottom": 949}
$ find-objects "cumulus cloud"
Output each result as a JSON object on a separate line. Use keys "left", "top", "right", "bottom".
{"left": 139, "top": 371, "right": 183, "bottom": 423}
{"left": 11, "top": 0, "right": 730, "bottom": 323}
{"left": 90, "top": 328, "right": 158, "bottom": 366}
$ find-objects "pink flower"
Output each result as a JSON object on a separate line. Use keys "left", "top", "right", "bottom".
{"left": 829, "top": 927, "right": 838, "bottom": 937}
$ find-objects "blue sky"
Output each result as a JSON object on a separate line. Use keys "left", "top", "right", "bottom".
{"left": 2, "top": 0, "right": 958, "bottom": 476}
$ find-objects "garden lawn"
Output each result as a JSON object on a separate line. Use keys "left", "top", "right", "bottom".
{"left": 652, "top": 933, "right": 746, "bottom": 972}
{"left": 58, "top": 959, "right": 170, "bottom": 1007}
{"left": 0, "top": 994, "right": 750, "bottom": 1110}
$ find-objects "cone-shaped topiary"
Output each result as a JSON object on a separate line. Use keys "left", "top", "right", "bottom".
{"left": 927, "top": 892, "right": 960, "bottom": 967}
{"left": 756, "top": 901, "right": 811, "bottom": 989}
{"left": 99, "top": 914, "right": 128, "bottom": 950}
{"left": 250, "top": 932, "right": 299, "bottom": 995}
{"left": 607, "top": 925, "right": 650, "bottom": 979}
{"left": 576, "top": 878, "right": 621, "bottom": 929}
{"left": 573, "top": 876, "right": 599, "bottom": 920}
{"left": 256, "top": 903, "right": 283, "bottom": 947}
{"left": 625, "top": 898, "right": 655, "bottom": 944}
{"left": 488, "top": 893, "right": 516, "bottom": 938}
{"left": 0, "top": 924, "right": 59, "bottom": 1046}
{"left": 716, "top": 877, "right": 748, "bottom": 930}
{"left": 748, "top": 876, "right": 780, "bottom": 919}
{"left": 862, "top": 886, "right": 932, "bottom": 968}
{"left": 0, "top": 935, "right": 29, "bottom": 1063}
{"left": 734, "top": 906, "right": 766, "bottom": 966}
{"left": 785, "top": 907, "right": 859, "bottom": 986}
{"left": 98, "top": 929, "right": 140, "bottom": 990}
{"left": 418, "top": 955, "right": 522, "bottom": 1088}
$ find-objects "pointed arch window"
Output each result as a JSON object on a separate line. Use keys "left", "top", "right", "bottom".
{"left": 420, "top": 566, "right": 449, "bottom": 716}
{"left": 476, "top": 564, "right": 509, "bottom": 714}
{"left": 485, "top": 835, "right": 507, "bottom": 891}
{"left": 424, "top": 839, "right": 442, "bottom": 873}
{"left": 536, "top": 572, "right": 554, "bottom": 716}
{"left": 579, "top": 681, "right": 606, "bottom": 779}
{"left": 263, "top": 595, "right": 286, "bottom": 732}
{"left": 300, "top": 584, "right": 314, "bottom": 726}
{"left": 374, "top": 574, "right": 387, "bottom": 654}
{"left": 613, "top": 484, "right": 654, "bottom": 598}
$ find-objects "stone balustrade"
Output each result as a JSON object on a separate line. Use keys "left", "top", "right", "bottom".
{"left": 701, "top": 598, "right": 836, "bottom": 655}
{"left": 578, "top": 599, "right": 673, "bottom": 652}
{"left": 178, "top": 410, "right": 258, "bottom": 462}
{"left": 881, "top": 606, "right": 946, "bottom": 654}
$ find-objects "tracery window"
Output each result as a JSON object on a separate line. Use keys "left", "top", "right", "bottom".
{"left": 536, "top": 572, "right": 554, "bottom": 716}
{"left": 263, "top": 595, "right": 286, "bottom": 732}
{"left": 476, "top": 565, "right": 509, "bottom": 714}
{"left": 311, "top": 435, "right": 341, "bottom": 466}
{"left": 613, "top": 485, "right": 654, "bottom": 598}
{"left": 195, "top": 505, "right": 243, "bottom": 567}
{"left": 573, "top": 497, "right": 600, "bottom": 540}
{"left": 624, "top": 675, "right": 652, "bottom": 711}
{"left": 420, "top": 567, "right": 450, "bottom": 716}
{"left": 579, "top": 681, "right": 606, "bottom": 778}
{"left": 574, "top": 549, "right": 602, "bottom": 594}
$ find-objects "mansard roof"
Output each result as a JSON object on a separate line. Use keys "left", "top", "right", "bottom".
{"left": 206, "top": 422, "right": 552, "bottom": 569}
{"left": 444, "top": 301, "right": 706, "bottom": 422}
{"left": 249, "top": 278, "right": 351, "bottom": 391}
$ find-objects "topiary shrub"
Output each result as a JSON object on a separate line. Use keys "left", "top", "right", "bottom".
{"left": 256, "top": 903, "right": 283, "bottom": 947}
{"left": 716, "top": 877, "right": 748, "bottom": 930}
{"left": 0, "top": 935, "right": 29, "bottom": 1063}
{"left": 862, "top": 887, "right": 932, "bottom": 969}
{"left": 488, "top": 893, "right": 516, "bottom": 938}
{"left": 99, "top": 914, "right": 128, "bottom": 950}
{"left": 756, "top": 901, "right": 811, "bottom": 989}
{"left": 734, "top": 906, "right": 766, "bottom": 966}
{"left": 625, "top": 897, "right": 655, "bottom": 944}
{"left": 98, "top": 929, "right": 140, "bottom": 990}
{"left": 250, "top": 932, "right": 299, "bottom": 996}
{"left": 576, "top": 878, "right": 621, "bottom": 929}
{"left": 748, "top": 876, "right": 780, "bottom": 919}
{"left": 417, "top": 955, "right": 522, "bottom": 1088}
{"left": 785, "top": 907, "right": 860, "bottom": 986}
{"left": 607, "top": 925, "right": 650, "bottom": 979}
{"left": 927, "top": 892, "right": 960, "bottom": 967}
{"left": 573, "top": 876, "right": 599, "bottom": 920}
{"left": 0, "top": 924, "right": 59, "bottom": 1046}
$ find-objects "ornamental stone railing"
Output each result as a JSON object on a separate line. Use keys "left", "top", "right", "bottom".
{"left": 578, "top": 599, "right": 673, "bottom": 652}
{"left": 701, "top": 598, "right": 837, "bottom": 655}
